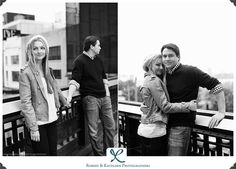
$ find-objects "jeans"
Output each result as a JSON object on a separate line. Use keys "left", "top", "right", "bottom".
{"left": 25, "top": 121, "right": 58, "bottom": 156}
{"left": 167, "top": 126, "right": 192, "bottom": 156}
{"left": 140, "top": 135, "right": 167, "bottom": 156}
{"left": 82, "top": 95, "right": 115, "bottom": 156}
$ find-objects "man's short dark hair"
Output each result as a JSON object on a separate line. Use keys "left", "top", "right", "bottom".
{"left": 161, "top": 43, "right": 180, "bottom": 58}
{"left": 83, "top": 35, "right": 100, "bottom": 52}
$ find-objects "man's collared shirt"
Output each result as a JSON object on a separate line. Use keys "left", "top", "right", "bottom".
{"left": 83, "top": 51, "right": 96, "bottom": 60}
{"left": 166, "top": 62, "right": 180, "bottom": 74}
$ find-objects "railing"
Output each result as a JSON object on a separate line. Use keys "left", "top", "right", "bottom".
{"left": 2, "top": 77, "right": 117, "bottom": 156}
{"left": 118, "top": 101, "right": 234, "bottom": 156}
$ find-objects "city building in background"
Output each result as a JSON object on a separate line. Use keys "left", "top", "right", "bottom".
{"left": 2, "top": 3, "right": 118, "bottom": 98}
{"left": 66, "top": 3, "right": 117, "bottom": 74}
{"left": 3, "top": 12, "right": 35, "bottom": 25}
{"left": 2, "top": 12, "right": 66, "bottom": 94}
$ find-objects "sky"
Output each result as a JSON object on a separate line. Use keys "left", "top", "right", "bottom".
{"left": 0, "top": 0, "right": 65, "bottom": 23}
{"left": 118, "top": 1, "right": 235, "bottom": 81}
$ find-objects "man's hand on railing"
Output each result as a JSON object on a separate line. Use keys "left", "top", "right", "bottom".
{"left": 208, "top": 112, "right": 225, "bottom": 128}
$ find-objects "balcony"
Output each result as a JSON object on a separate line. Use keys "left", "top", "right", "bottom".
{"left": 2, "top": 76, "right": 117, "bottom": 156}
{"left": 118, "top": 101, "right": 233, "bottom": 156}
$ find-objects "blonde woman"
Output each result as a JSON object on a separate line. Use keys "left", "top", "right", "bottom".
{"left": 137, "top": 54, "right": 196, "bottom": 156}
{"left": 19, "top": 35, "right": 68, "bottom": 155}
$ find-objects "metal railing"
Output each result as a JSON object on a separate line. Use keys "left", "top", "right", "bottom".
{"left": 2, "top": 78, "right": 117, "bottom": 156}
{"left": 118, "top": 101, "right": 234, "bottom": 156}
{"left": 3, "top": 95, "right": 84, "bottom": 156}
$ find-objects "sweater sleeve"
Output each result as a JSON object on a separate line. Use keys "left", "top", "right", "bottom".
{"left": 149, "top": 78, "right": 190, "bottom": 113}
{"left": 194, "top": 66, "right": 221, "bottom": 91}
{"left": 72, "top": 57, "right": 83, "bottom": 84}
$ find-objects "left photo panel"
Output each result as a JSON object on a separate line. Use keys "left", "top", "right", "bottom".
{"left": 2, "top": 2, "right": 118, "bottom": 156}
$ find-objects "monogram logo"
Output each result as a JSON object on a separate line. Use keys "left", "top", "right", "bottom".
{"left": 109, "top": 148, "right": 125, "bottom": 163}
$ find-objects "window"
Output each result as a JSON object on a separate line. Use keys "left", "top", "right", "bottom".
{"left": 6, "top": 71, "right": 8, "bottom": 81}
{"left": 52, "top": 69, "right": 61, "bottom": 79}
{"left": 12, "top": 71, "right": 19, "bottom": 82}
{"left": 49, "top": 46, "right": 61, "bottom": 60}
{"left": 5, "top": 56, "right": 8, "bottom": 65}
{"left": 11, "top": 55, "right": 19, "bottom": 64}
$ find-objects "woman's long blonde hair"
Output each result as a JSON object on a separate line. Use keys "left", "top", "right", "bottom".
{"left": 142, "top": 54, "right": 166, "bottom": 82}
{"left": 143, "top": 54, "right": 162, "bottom": 72}
{"left": 26, "top": 35, "right": 54, "bottom": 94}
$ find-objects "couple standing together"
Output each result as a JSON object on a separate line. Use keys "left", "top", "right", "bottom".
{"left": 19, "top": 35, "right": 115, "bottom": 156}
{"left": 137, "top": 43, "right": 225, "bottom": 156}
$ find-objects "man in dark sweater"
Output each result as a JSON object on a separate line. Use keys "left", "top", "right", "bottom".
{"left": 67, "top": 35, "right": 115, "bottom": 156}
{"left": 161, "top": 43, "right": 225, "bottom": 156}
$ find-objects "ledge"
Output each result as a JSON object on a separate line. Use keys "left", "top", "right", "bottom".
{"left": 3, "top": 78, "right": 117, "bottom": 115}
{"left": 118, "top": 101, "right": 233, "bottom": 132}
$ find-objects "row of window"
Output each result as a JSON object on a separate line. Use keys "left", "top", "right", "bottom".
{"left": 5, "top": 55, "right": 19, "bottom": 65}
{"left": 5, "top": 46, "right": 61, "bottom": 66}
{"left": 49, "top": 46, "right": 61, "bottom": 60}
{"left": 6, "top": 69, "right": 62, "bottom": 82}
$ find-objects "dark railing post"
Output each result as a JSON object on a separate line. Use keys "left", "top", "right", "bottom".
{"left": 190, "top": 132, "right": 198, "bottom": 156}
{"left": 204, "top": 134, "right": 210, "bottom": 156}
{"left": 76, "top": 99, "right": 85, "bottom": 146}
{"left": 12, "top": 120, "right": 18, "bottom": 155}
{"left": 125, "top": 114, "right": 141, "bottom": 156}
{"left": 118, "top": 113, "right": 125, "bottom": 147}
{"left": 216, "top": 138, "right": 222, "bottom": 156}
{"left": 2, "top": 128, "right": 6, "bottom": 155}
{"left": 230, "top": 140, "right": 233, "bottom": 156}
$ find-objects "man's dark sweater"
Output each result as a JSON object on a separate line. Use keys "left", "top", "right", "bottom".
{"left": 166, "top": 64, "right": 220, "bottom": 127}
{"left": 72, "top": 53, "right": 106, "bottom": 98}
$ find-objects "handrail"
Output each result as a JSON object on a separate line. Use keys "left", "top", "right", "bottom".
{"left": 118, "top": 100, "right": 233, "bottom": 131}
{"left": 3, "top": 78, "right": 117, "bottom": 115}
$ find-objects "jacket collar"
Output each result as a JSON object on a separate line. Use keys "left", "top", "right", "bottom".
{"left": 144, "top": 72, "right": 156, "bottom": 78}
{"left": 29, "top": 63, "right": 47, "bottom": 100}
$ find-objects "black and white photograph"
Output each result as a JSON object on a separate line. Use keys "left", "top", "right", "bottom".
{"left": 1, "top": 1, "right": 118, "bottom": 157}
{"left": 117, "top": 0, "right": 235, "bottom": 165}
{"left": 0, "top": 0, "right": 235, "bottom": 169}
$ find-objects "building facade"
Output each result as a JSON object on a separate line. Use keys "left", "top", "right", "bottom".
{"left": 3, "top": 14, "right": 67, "bottom": 90}
{"left": 66, "top": 3, "right": 117, "bottom": 74}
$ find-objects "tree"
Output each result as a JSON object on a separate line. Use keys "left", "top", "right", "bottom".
{"left": 118, "top": 79, "right": 142, "bottom": 102}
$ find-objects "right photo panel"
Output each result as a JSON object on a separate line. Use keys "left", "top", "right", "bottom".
{"left": 118, "top": 1, "right": 234, "bottom": 157}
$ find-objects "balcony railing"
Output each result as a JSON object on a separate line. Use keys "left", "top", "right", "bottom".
{"left": 2, "top": 77, "right": 117, "bottom": 156}
{"left": 118, "top": 101, "right": 233, "bottom": 156}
